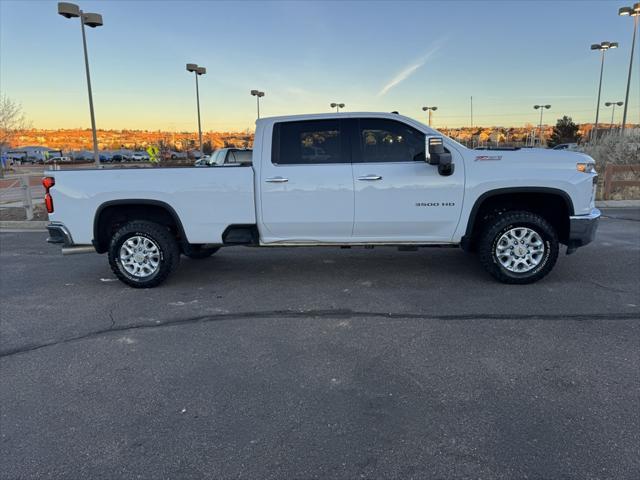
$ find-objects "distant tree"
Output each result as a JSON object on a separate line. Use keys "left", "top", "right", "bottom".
{"left": 547, "top": 116, "right": 581, "bottom": 148}
{"left": 203, "top": 141, "right": 213, "bottom": 155}
{"left": 0, "top": 95, "right": 30, "bottom": 176}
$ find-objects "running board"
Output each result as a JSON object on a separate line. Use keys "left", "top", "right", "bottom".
{"left": 62, "top": 246, "right": 96, "bottom": 255}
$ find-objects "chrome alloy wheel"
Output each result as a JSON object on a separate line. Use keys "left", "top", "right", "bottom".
{"left": 119, "top": 235, "right": 161, "bottom": 278}
{"left": 495, "top": 227, "right": 545, "bottom": 273}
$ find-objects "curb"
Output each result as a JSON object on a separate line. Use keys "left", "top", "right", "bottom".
{"left": 0, "top": 220, "right": 48, "bottom": 230}
{"left": 595, "top": 200, "right": 640, "bottom": 208}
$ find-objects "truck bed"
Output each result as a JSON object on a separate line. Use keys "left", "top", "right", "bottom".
{"left": 48, "top": 167, "right": 256, "bottom": 244}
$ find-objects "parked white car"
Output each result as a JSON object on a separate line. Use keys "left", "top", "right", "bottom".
{"left": 45, "top": 156, "right": 72, "bottom": 164}
{"left": 195, "top": 148, "right": 252, "bottom": 167}
{"left": 552, "top": 143, "right": 579, "bottom": 151}
{"left": 130, "top": 152, "right": 149, "bottom": 162}
{"left": 45, "top": 112, "right": 600, "bottom": 288}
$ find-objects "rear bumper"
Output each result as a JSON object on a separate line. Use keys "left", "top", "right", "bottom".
{"left": 47, "top": 222, "right": 74, "bottom": 246}
{"left": 47, "top": 222, "right": 96, "bottom": 254}
{"left": 568, "top": 208, "right": 600, "bottom": 250}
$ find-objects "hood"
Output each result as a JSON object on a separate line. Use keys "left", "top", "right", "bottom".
{"left": 471, "top": 148, "right": 594, "bottom": 168}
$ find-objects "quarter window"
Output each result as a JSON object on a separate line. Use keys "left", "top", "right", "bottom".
{"left": 359, "top": 119, "right": 424, "bottom": 163}
{"left": 272, "top": 120, "right": 344, "bottom": 165}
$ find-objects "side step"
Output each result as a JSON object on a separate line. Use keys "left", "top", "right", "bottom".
{"left": 222, "top": 225, "right": 258, "bottom": 245}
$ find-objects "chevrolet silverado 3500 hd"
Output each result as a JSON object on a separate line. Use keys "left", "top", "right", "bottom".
{"left": 44, "top": 112, "right": 600, "bottom": 288}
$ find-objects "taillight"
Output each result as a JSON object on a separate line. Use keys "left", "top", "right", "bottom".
{"left": 42, "top": 177, "right": 55, "bottom": 213}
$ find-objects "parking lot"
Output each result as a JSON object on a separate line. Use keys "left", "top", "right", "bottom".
{"left": 1, "top": 208, "right": 639, "bottom": 479}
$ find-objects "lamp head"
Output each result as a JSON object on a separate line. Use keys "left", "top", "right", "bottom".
{"left": 432, "top": 106, "right": 438, "bottom": 111}
{"left": 330, "top": 103, "right": 337, "bottom": 107}
{"left": 590, "top": 43, "right": 602, "bottom": 50}
{"left": 605, "top": 102, "right": 612, "bottom": 106}
{"left": 619, "top": 6, "right": 632, "bottom": 15}
{"left": 186, "top": 63, "right": 198, "bottom": 72}
{"left": 196, "top": 67, "right": 206, "bottom": 75}
{"left": 609, "top": 42, "right": 619, "bottom": 49}
{"left": 534, "top": 105, "right": 540, "bottom": 109}
{"left": 83, "top": 13, "right": 103, "bottom": 28}
{"left": 258, "top": 91, "right": 265, "bottom": 97}
{"left": 616, "top": 101, "right": 624, "bottom": 106}
{"left": 338, "top": 103, "right": 345, "bottom": 108}
{"left": 58, "top": 2, "right": 80, "bottom": 18}
{"left": 545, "top": 105, "right": 551, "bottom": 109}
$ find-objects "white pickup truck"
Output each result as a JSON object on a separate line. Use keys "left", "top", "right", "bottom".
{"left": 44, "top": 112, "right": 600, "bottom": 288}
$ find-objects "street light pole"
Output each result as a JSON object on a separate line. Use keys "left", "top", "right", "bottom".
{"left": 619, "top": 4, "right": 640, "bottom": 134}
{"left": 605, "top": 101, "right": 624, "bottom": 130}
{"left": 533, "top": 104, "right": 551, "bottom": 146}
{"left": 58, "top": 2, "right": 103, "bottom": 166}
{"left": 330, "top": 103, "right": 345, "bottom": 112}
{"left": 590, "top": 41, "right": 618, "bottom": 142}
{"left": 251, "top": 90, "right": 265, "bottom": 119}
{"left": 186, "top": 64, "right": 206, "bottom": 154}
{"left": 422, "top": 106, "right": 438, "bottom": 127}
{"left": 195, "top": 73, "right": 202, "bottom": 153}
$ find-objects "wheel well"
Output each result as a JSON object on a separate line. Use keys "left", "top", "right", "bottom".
{"left": 464, "top": 191, "right": 572, "bottom": 249}
{"left": 93, "top": 202, "right": 184, "bottom": 253}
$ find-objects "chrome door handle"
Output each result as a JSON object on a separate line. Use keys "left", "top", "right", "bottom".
{"left": 357, "top": 175, "right": 382, "bottom": 181}
{"left": 265, "top": 176, "right": 288, "bottom": 183}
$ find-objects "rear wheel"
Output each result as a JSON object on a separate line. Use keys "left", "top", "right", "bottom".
{"left": 108, "top": 220, "right": 180, "bottom": 288}
{"left": 478, "top": 211, "right": 558, "bottom": 284}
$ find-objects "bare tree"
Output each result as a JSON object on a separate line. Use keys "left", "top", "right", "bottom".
{"left": 0, "top": 95, "right": 30, "bottom": 177}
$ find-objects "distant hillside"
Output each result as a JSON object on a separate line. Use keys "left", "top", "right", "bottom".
{"left": 11, "top": 129, "right": 254, "bottom": 152}
{"left": 9, "top": 123, "right": 636, "bottom": 151}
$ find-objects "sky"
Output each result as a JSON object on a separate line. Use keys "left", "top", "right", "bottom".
{"left": 0, "top": 0, "right": 638, "bottom": 131}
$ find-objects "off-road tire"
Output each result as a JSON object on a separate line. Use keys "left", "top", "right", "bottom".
{"left": 108, "top": 221, "right": 180, "bottom": 288}
{"left": 183, "top": 245, "right": 220, "bottom": 259}
{"left": 478, "top": 210, "right": 558, "bottom": 284}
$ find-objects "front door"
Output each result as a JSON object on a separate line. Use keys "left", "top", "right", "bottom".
{"left": 351, "top": 118, "right": 464, "bottom": 242}
{"left": 260, "top": 118, "right": 354, "bottom": 243}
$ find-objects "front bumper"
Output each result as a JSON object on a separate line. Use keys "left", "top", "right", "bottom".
{"left": 46, "top": 222, "right": 74, "bottom": 246}
{"left": 567, "top": 208, "right": 600, "bottom": 251}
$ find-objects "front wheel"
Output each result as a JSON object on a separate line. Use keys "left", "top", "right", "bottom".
{"left": 108, "top": 221, "right": 180, "bottom": 288}
{"left": 478, "top": 211, "right": 558, "bottom": 284}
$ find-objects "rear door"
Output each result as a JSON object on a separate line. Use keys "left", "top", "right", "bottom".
{"left": 259, "top": 119, "right": 354, "bottom": 242}
{"left": 351, "top": 118, "right": 464, "bottom": 242}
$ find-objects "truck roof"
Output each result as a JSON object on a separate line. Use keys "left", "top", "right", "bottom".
{"left": 256, "top": 111, "right": 428, "bottom": 128}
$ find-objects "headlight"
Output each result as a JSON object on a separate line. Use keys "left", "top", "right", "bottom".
{"left": 577, "top": 162, "right": 596, "bottom": 173}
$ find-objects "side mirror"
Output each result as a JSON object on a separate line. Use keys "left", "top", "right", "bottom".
{"left": 425, "top": 136, "right": 454, "bottom": 176}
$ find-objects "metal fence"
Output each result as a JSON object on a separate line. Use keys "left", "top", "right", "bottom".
{"left": 602, "top": 164, "right": 640, "bottom": 200}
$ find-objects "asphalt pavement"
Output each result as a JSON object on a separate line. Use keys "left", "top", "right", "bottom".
{"left": 1, "top": 208, "right": 639, "bottom": 479}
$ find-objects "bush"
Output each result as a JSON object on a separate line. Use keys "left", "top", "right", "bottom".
{"left": 581, "top": 130, "right": 640, "bottom": 200}
{"left": 581, "top": 129, "right": 640, "bottom": 171}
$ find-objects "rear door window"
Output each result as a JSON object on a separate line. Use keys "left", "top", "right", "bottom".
{"left": 272, "top": 120, "right": 347, "bottom": 165}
